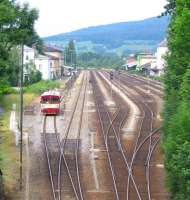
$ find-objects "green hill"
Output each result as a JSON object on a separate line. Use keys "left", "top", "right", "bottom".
{"left": 44, "top": 16, "right": 169, "bottom": 55}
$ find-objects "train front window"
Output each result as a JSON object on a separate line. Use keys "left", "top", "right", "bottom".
{"left": 51, "top": 97, "right": 60, "bottom": 103}
{"left": 41, "top": 96, "right": 60, "bottom": 104}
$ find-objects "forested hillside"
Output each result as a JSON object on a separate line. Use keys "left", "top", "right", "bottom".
{"left": 44, "top": 16, "right": 169, "bottom": 55}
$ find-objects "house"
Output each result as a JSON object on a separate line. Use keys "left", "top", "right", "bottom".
{"left": 136, "top": 53, "right": 156, "bottom": 71}
{"left": 23, "top": 46, "right": 36, "bottom": 79}
{"left": 123, "top": 54, "right": 137, "bottom": 70}
{"left": 23, "top": 46, "right": 35, "bottom": 65}
{"left": 43, "top": 45, "right": 64, "bottom": 78}
{"left": 155, "top": 39, "right": 168, "bottom": 76}
{"left": 34, "top": 54, "right": 52, "bottom": 80}
{"left": 23, "top": 45, "right": 64, "bottom": 80}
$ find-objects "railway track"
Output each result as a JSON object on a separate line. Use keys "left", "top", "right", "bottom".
{"left": 58, "top": 73, "right": 87, "bottom": 200}
{"left": 99, "top": 71, "right": 162, "bottom": 200}
{"left": 42, "top": 73, "right": 87, "bottom": 200}
{"left": 122, "top": 72, "right": 163, "bottom": 90}
{"left": 41, "top": 70, "right": 163, "bottom": 200}
{"left": 121, "top": 72, "right": 163, "bottom": 94}
{"left": 91, "top": 71, "right": 142, "bottom": 200}
{"left": 42, "top": 115, "right": 59, "bottom": 200}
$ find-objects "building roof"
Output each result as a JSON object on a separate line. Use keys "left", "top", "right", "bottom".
{"left": 158, "top": 39, "right": 167, "bottom": 47}
{"left": 63, "top": 66, "right": 74, "bottom": 69}
{"left": 43, "top": 45, "right": 63, "bottom": 53}
{"left": 35, "top": 53, "right": 59, "bottom": 60}
{"left": 24, "top": 45, "right": 34, "bottom": 52}
{"left": 137, "top": 52, "right": 153, "bottom": 56}
{"left": 141, "top": 62, "right": 152, "bottom": 69}
{"left": 45, "top": 54, "right": 59, "bottom": 60}
{"left": 35, "top": 54, "right": 49, "bottom": 60}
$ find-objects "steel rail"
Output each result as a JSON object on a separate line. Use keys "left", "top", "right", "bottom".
{"left": 42, "top": 115, "right": 57, "bottom": 200}
{"left": 114, "top": 72, "right": 159, "bottom": 200}
{"left": 55, "top": 75, "right": 84, "bottom": 200}
{"left": 53, "top": 116, "right": 80, "bottom": 200}
{"left": 115, "top": 72, "right": 159, "bottom": 200}
{"left": 57, "top": 74, "right": 87, "bottom": 200}
{"left": 123, "top": 73, "right": 163, "bottom": 91}
{"left": 101, "top": 71, "right": 159, "bottom": 200}
{"left": 91, "top": 73, "right": 120, "bottom": 200}
{"left": 75, "top": 75, "right": 88, "bottom": 200}
{"left": 96, "top": 71, "right": 143, "bottom": 200}
{"left": 146, "top": 137, "right": 160, "bottom": 200}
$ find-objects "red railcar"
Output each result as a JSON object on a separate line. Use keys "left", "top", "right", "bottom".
{"left": 40, "top": 91, "right": 61, "bottom": 115}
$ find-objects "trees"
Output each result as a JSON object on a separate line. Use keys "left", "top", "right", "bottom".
{"left": 163, "top": 0, "right": 190, "bottom": 199}
{"left": 162, "top": 0, "right": 176, "bottom": 16}
{"left": 77, "top": 52, "right": 124, "bottom": 69}
{"left": 0, "top": 0, "right": 41, "bottom": 92}
{"left": 24, "top": 61, "right": 42, "bottom": 85}
{"left": 64, "top": 40, "right": 77, "bottom": 68}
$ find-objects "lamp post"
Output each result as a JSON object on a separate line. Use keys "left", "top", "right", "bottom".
{"left": 19, "top": 44, "right": 24, "bottom": 190}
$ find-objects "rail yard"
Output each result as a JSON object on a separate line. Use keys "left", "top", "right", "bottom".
{"left": 23, "top": 70, "right": 169, "bottom": 200}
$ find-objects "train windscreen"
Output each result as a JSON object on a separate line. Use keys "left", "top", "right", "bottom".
{"left": 41, "top": 95, "right": 60, "bottom": 103}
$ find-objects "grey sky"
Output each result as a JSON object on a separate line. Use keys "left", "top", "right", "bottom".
{"left": 18, "top": 0, "right": 167, "bottom": 37}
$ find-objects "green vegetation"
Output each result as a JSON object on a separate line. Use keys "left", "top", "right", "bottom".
{"left": 0, "top": 0, "right": 42, "bottom": 198}
{"left": 0, "top": 93, "right": 36, "bottom": 199}
{"left": 0, "top": 79, "right": 60, "bottom": 198}
{"left": 64, "top": 40, "right": 77, "bottom": 67}
{"left": 163, "top": 1, "right": 190, "bottom": 199}
{"left": 24, "top": 61, "right": 42, "bottom": 85}
{"left": 0, "top": 0, "right": 42, "bottom": 94}
{"left": 25, "top": 80, "right": 60, "bottom": 94}
{"left": 77, "top": 52, "right": 124, "bottom": 68}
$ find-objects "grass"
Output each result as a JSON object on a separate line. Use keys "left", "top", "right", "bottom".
{"left": 0, "top": 80, "right": 62, "bottom": 199}
{"left": 25, "top": 80, "right": 60, "bottom": 94}
{"left": 0, "top": 93, "right": 37, "bottom": 199}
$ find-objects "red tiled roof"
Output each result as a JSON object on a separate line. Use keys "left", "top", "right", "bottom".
{"left": 43, "top": 45, "right": 63, "bottom": 53}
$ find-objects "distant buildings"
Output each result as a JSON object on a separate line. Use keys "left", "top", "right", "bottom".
{"left": 123, "top": 54, "right": 137, "bottom": 70}
{"left": 124, "top": 39, "right": 168, "bottom": 76}
{"left": 23, "top": 45, "right": 64, "bottom": 80}
{"left": 154, "top": 39, "right": 168, "bottom": 75}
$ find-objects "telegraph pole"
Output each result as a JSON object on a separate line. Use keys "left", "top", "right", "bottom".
{"left": 20, "top": 44, "right": 24, "bottom": 190}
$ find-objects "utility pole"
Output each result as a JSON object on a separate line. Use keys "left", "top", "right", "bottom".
{"left": 20, "top": 44, "right": 24, "bottom": 190}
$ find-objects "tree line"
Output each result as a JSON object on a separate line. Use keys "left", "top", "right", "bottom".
{"left": 163, "top": 0, "right": 190, "bottom": 199}
{"left": 63, "top": 40, "right": 124, "bottom": 69}
{"left": 77, "top": 51, "right": 124, "bottom": 68}
{"left": 0, "top": 0, "right": 42, "bottom": 94}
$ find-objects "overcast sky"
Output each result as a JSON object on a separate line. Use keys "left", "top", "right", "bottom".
{"left": 18, "top": 0, "right": 167, "bottom": 37}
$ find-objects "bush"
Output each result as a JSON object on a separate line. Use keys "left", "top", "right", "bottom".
{"left": 163, "top": 102, "right": 190, "bottom": 199}
{"left": 24, "top": 80, "right": 60, "bottom": 94}
{"left": 0, "top": 79, "right": 15, "bottom": 95}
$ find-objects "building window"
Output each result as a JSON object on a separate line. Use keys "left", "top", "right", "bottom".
{"left": 26, "top": 55, "right": 29, "bottom": 60}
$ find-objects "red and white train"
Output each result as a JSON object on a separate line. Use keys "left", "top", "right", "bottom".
{"left": 40, "top": 90, "right": 62, "bottom": 115}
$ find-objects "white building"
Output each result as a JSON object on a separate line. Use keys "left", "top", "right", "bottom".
{"left": 34, "top": 54, "right": 52, "bottom": 80}
{"left": 23, "top": 45, "right": 63, "bottom": 80}
{"left": 155, "top": 39, "right": 168, "bottom": 76}
{"left": 23, "top": 46, "right": 35, "bottom": 64}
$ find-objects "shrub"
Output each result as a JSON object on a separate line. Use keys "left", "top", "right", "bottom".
{"left": 24, "top": 80, "right": 60, "bottom": 94}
